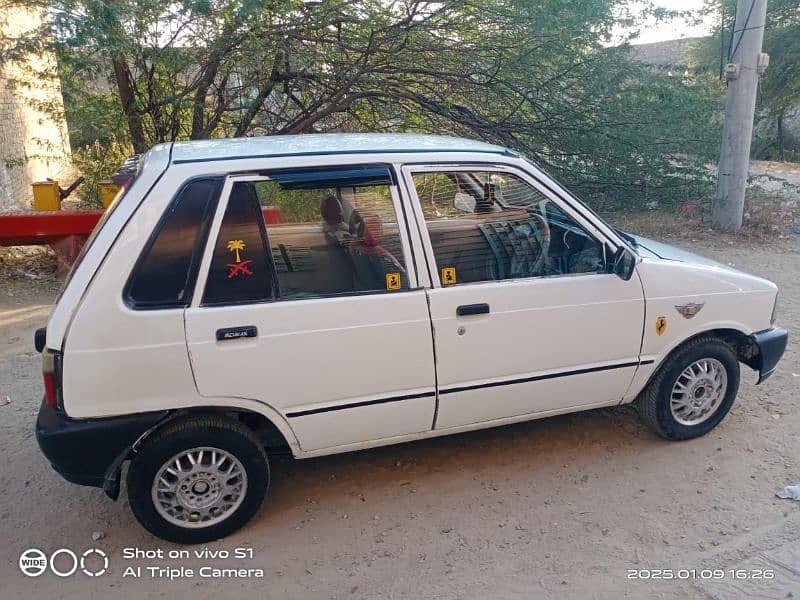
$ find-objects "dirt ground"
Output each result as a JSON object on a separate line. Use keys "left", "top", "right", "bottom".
{"left": 0, "top": 232, "right": 798, "bottom": 600}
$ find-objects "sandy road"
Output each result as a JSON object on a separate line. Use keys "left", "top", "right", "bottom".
{"left": 0, "top": 235, "right": 798, "bottom": 599}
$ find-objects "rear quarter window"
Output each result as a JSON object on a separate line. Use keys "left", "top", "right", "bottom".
{"left": 56, "top": 155, "right": 145, "bottom": 303}
{"left": 125, "top": 178, "right": 222, "bottom": 309}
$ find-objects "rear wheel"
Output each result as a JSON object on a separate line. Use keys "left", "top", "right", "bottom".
{"left": 638, "top": 336, "right": 740, "bottom": 440}
{"left": 127, "top": 415, "right": 269, "bottom": 544}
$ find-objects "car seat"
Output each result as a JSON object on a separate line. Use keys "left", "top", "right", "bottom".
{"left": 349, "top": 212, "right": 405, "bottom": 290}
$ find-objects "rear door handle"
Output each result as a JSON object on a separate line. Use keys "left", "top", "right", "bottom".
{"left": 216, "top": 326, "right": 258, "bottom": 341}
{"left": 456, "top": 303, "right": 490, "bottom": 316}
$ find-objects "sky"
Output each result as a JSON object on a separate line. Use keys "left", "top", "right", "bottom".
{"left": 625, "top": 0, "right": 717, "bottom": 46}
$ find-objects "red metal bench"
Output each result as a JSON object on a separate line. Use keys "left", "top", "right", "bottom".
{"left": 0, "top": 207, "right": 281, "bottom": 273}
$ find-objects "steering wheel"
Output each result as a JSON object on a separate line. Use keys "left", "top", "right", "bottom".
{"left": 526, "top": 211, "right": 551, "bottom": 275}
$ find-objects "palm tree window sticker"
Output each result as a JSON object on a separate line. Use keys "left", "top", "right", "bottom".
{"left": 226, "top": 239, "right": 253, "bottom": 279}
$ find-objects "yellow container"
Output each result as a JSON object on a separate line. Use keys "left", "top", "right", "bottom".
{"left": 99, "top": 181, "right": 122, "bottom": 208}
{"left": 32, "top": 180, "right": 61, "bottom": 211}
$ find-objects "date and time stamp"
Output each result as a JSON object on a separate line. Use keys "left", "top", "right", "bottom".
{"left": 627, "top": 568, "right": 775, "bottom": 581}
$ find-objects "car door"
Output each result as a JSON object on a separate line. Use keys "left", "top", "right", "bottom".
{"left": 402, "top": 165, "right": 645, "bottom": 430}
{"left": 184, "top": 166, "right": 436, "bottom": 452}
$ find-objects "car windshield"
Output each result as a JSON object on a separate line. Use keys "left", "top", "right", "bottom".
{"left": 521, "top": 157, "right": 638, "bottom": 255}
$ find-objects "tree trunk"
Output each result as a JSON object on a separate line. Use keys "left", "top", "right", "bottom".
{"left": 234, "top": 51, "right": 283, "bottom": 137}
{"left": 777, "top": 111, "right": 785, "bottom": 162}
{"left": 190, "top": 22, "right": 238, "bottom": 139}
{"left": 112, "top": 55, "right": 147, "bottom": 154}
{"left": 190, "top": 59, "right": 220, "bottom": 139}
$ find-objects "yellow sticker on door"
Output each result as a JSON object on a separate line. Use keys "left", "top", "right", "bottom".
{"left": 655, "top": 316, "right": 667, "bottom": 336}
{"left": 441, "top": 267, "right": 457, "bottom": 285}
{"left": 386, "top": 272, "right": 401, "bottom": 291}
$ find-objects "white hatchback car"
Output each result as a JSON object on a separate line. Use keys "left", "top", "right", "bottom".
{"left": 35, "top": 134, "right": 787, "bottom": 543}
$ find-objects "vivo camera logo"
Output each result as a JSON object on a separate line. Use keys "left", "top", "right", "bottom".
{"left": 19, "top": 547, "right": 108, "bottom": 577}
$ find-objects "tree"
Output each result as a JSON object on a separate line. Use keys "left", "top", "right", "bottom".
{"left": 2, "top": 0, "right": 722, "bottom": 207}
{"left": 701, "top": 0, "right": 800, "bottom": 161}
{"left": 761, "top": 0, "right": 800, "bottom": 160}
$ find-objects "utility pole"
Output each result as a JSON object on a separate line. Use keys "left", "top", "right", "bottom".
{"left": 712, "top": 0, "right": 768, "bottom": 232}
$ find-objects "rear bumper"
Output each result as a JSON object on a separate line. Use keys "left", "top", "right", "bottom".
{"left": 35, "top": 398, "right": 169, "bottom": 490}
{"left": 751, "top": 327, "right": 789, "bottom": 384}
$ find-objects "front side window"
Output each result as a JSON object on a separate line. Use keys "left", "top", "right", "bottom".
{"left": 412, "top": 170, "right": 605, "bottom": 285}
{"left": 253, "top": 169, "right": 408, "bottom": 298}
{"left": 126, "top": 178, "right": 220, "bottom": 308}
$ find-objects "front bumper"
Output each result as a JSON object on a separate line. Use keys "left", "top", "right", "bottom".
{"left": 750, "top": 327, "right": 789, "bottom": 384}
{"left": 35, "top": 399, "right": 169, "bottom": 494}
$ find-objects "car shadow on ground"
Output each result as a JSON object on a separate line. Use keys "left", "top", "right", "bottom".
{"left": 256, "top": 403, "right": 661, "bottom": 519}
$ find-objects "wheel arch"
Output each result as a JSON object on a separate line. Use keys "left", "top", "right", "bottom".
{"left": 132, "top": 404, "right": 299, "bottom": 456}
{"left": 638, "top": 326, "right": 755, "bottom": 397}
{"left": 101, "top": 401, "right": 300, "bottom": 500}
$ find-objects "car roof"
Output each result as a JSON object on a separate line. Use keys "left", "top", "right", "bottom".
{"left": 169, "top": 133, "right": 512, "bottom": 164}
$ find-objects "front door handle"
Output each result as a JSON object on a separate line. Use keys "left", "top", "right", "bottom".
{"left": 216, "top": 326, "right": 258, "bottom": 341}
{"left": 456, "top": 303, "right": 490, "bottom": 316}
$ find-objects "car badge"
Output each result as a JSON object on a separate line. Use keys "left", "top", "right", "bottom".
{"left": 675, "top": 302, "right": 704, "bottom": 319}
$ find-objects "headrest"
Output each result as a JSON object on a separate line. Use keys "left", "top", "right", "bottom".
{"left": 320, "top": 195, "right": 343, "bottom": 226}
{"left": 360, "top": 213, "right": 383, "bottom": 246}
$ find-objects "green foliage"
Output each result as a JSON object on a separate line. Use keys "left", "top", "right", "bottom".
{"left": 71, "top": 137, "right": 131, "bottom": 208}
{"left": 699, "top": 0, "right": 800, "bottom": 161}
{"left": 759, "top": 0, "right": 800, "bottom": 161}
{"left": 5, "top": 0, "right": 725, "bottom": 209}
{"left": 254, "top": 180, "right": 396, "bottom": 224}
{"left": 761, "top": 0, "right": 800, "bottom": 113}
{"left": 254, "top": 181, "right": 335, "bottom": 223}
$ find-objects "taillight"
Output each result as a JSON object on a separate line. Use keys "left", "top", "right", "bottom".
{"left": 43, "top": 371, "right": 57, "bottom": 408}
{"left": 41, "top": 351, "right": 60, "bottom": 409}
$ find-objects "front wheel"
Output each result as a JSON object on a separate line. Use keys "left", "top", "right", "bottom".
{"left": 127, "top": 415, "right": 269, "bottom": 544}
{"left": 638, "top": 336, "right": 740, "bottom": 440}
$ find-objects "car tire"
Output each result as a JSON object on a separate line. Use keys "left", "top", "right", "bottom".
{"left": 638, "top": 336, "right": 740, "bottom": 440}
{"left": 127, "top": 414, "right": 269, "bottom": 544}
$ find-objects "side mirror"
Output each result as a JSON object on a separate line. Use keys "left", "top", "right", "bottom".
{"left": 612, "top": 246, "right": 636, "bottom": 281}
